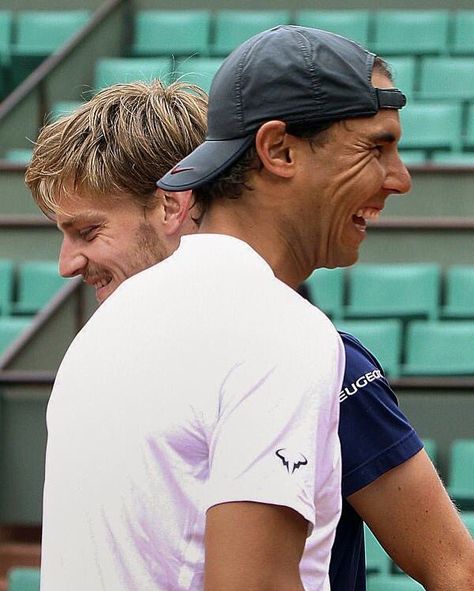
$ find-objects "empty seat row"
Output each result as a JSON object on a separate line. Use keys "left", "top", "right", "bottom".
{"left": 129, "top": 10, "right": 474, "bottom": 59}
{"left": 305, "top": 264, "right": 474, "bottom": 322}
{"left": 0, "top": 10, "right": 90, "bottom": 96}
{"left": 338, "top": 318, "right": 474, "bottom": 378}
{"left": 0, "top": 259, "right": 69, "bottom": 318}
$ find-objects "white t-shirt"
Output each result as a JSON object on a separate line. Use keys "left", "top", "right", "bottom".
{"left": 41, "top": 234, "right": 344, "bottom": 590}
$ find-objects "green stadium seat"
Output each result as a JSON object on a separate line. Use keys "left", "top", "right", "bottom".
{"left": 402, "top": 321, "right": 474, "bottom": 376}
{"left": 422, "top": 438, "right": 438, "bottom": 465}
{"left": 176, "top": 57, "right": 223, "bottom": 93}
{"left": 12, "top": 261, "right": 69, "bottom": 315}
{"left": 451, "top": 11, "right": 474, "bottom": 55}
{"left": 460, "top": 511, "right": 474, "bottom": 536}
{"left": 464, "top": 104, "right": 474, "bottom": 149}
{"left": 7, "top": 567, "right": 40, "bottom": 591}
{"left": 48, "top": 100, "right": 83, "bottom": 122}
{"left": 372, "top": 10, "right": 449, "bottom": 56}
{"left": 367, "top": 574, "right": 424, "bottom": 591}
{"left": 400, "top": 102, "right": 463, "bottom": 152}
{"left": 304, "top": 267, "right": 344, "bottom": 320}
{"left": 346, "top": 264, "right": 441, "bottom": 321}
{"left": 399, "top": 150, "right": 428, "bottom": 166}
{"left": 336, "top": 319, "right": 402, "bottom": 378}
{"left": 0, "top": 260, "right": 14, "bottom": 316}
{"left": 418, "top": 57, "right": 474, "bottom": 101}
{"left": 210, "top": 10, "right": 291, "bottom": 56}
{"left": 442, "top": 266, "right": 474, "bottom": 318}
{"left": 94, "top": 58, "right": 172, "bottom": 90}
{"left": 0, "top": 317, "right": 31, "bottom": 357}
{"left": 448, "top": 439, "right": 474, "bottom": 510}
{"left": 10, "top": 10, "right": 90, "bottom": 87}
{"left": 294, "top": 10, "right": 370, "bottom": 47}
{"left": 386, "top": 57, "right": 416, "bottom": 99}
{"left": 131, "top": 10, "right": 211, "bottom": 57}
{"left": 431, "top": 152, "right": 474, "bottom": 167}
{"left": 0, "top": 11, "right": 12, "bottom": 97}
{"left": 365, "top": 526, "right": 391, "bottom": 575}
{"left": 0, "top": 10, "right": 12, "bottom": 66}
{"left": 4, "top": 148, "right": 33, "bottom": 164}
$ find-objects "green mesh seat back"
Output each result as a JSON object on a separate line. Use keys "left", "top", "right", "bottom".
{"left": 465, "top": 104, "right": 474, "bottom": 148}
{"left": 364, "top": 526, "right": 391, "bottom": 575}
{"left": 7, "top": 567, "right": 40, "bottom": 591}
{"left": 0, "top": 259, "right": 14, "bottom": 316}
{"left": 419, "top": 57, "right": 474, "bottom": 100}
{"left": 211, "top": 10, "right": 291, "bottom": 56}
{"left": 367, "top": 574, "right": 425, "bottom": 591}
{"left": 451, "top": 11, "right": 474, "bottom": 55}
{"left": 13, "top": 261, "right": 68, "bottom": 314}
{"left": 0, "top": 317, "right": 31, "bottom": 356}
{"left": 13, "top": 10, "right": 90, "bottom": 55}
{"left": 399, "top": 150, "right": 427, "bottom": 166}
{"left": 0, "top": 10, "right": 12, "bottom": 66}
{"left": 431, "top": 152, "right": 474, "bottom": 166}
{"left": 442, "top": 265, "right": 474, "bottom": 318}
{"left": 94, "top": 58, "right": 171, "bottom": 90}
{"left": 336, "top": 319, "right": 402, "bottom": 378}
{"left": 403, "top": 320, "right": 474, "bottom": 376}
{"left": 448, "top": 439, "right": 474, "bottom": 509}
{"left": 294, "top": 10, "right": 370, "bottom": 47}
{"left": 132, "top": 10, "right": 211, "bottom": 56}
{"left": 4, "top": 149, "right": 33, "bottom": 164}
{"left": 372, "top": 10, "right": 449, "bottom": 55}
{"left": 304, "top": 267, "right": 344, "bottom": 320}
{"left": 387, "top": 57, "right": 416, "bottom": 99}
{"left": 400, "top": 102, "right": 462, "bottom": 152}
{"left": 176, "top": 57, "right": 223, "bottom": 93}
{"left": 347, "top": 264, "right": 441, "bottom": 320}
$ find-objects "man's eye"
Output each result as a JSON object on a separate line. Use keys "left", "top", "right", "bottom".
{"left": 79, "top": 227, "right": 98, "bottom": 240}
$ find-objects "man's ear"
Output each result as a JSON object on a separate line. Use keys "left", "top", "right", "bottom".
{"left": 156, "top": 188, "right": 196, "bottom": 236}
{"left": 255, "top": 120, "right": 297, "bottom": 179}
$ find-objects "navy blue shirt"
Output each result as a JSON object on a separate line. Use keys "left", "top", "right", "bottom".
{"left": 329, "top": 332, "right": 423, "bottom": 591}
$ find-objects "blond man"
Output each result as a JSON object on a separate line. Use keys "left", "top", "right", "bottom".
{"left": 26, "top": 79, "right": 207, "bottom": 302}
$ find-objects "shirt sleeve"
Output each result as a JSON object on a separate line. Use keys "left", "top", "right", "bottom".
{"left": 338, "top": 332, "right": 423, "bottom": 498}
{"left": 204, "top": 338, "right": 344, "bottom": 534}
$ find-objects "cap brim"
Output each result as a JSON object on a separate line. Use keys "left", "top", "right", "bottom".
{"left": 157, "top": 135, "right": 254, "bottom": 191}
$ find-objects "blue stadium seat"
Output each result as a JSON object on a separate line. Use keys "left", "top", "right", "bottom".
{"left": 365, "top": 526, "right": 391, "bottom": 575}
{"left": 418, "top": 57, "right": 474, "bottom": 101}
{"left": 448, "top": 439, "right": 474, "bottom": 510}
{"left": 441, "top": 265, "right": 474, "bottom": 318}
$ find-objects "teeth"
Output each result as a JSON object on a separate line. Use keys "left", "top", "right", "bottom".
{"left": 355, "top": 207, "right": 380, "bottom": 221}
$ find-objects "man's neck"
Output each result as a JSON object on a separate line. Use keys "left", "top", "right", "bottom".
{"left": 198, "top": 197, "right": 311, "bottom": 289}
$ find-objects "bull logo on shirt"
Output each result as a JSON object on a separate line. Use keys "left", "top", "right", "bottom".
{"left": 275, "top": 448, "right": 308, "bottom": 474}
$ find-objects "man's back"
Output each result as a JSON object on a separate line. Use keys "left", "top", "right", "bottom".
{"left": 41, "top": 234, "right": 344, "bottom": 590}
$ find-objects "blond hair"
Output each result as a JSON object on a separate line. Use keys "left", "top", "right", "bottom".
{"left": 26, "top": 79, "right": 208, "bottom": 216}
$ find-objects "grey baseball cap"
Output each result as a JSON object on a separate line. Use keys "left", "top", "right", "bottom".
{"left": 157, "top": 25, "right": 406, "bottom": 191}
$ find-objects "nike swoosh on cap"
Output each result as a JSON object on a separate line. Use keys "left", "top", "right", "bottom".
{"left": 170, "top": 165, "right": 195, "bottom": 175}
